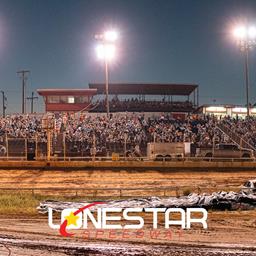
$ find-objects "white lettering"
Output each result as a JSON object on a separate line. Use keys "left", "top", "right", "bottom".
{"left": 165, "top": 208, "right": 186, "bottom": 229}
{"left": 186, "top": 208, "right": 208, "bottom": 229}
{"left": 102, "top": 208, "right": 122, "bottom": 229}
{"left": 83, "top": 208, "right": 102, "bottom": 229}
{"left": 48, "top": 207, "right": 60, "bottom": 229}
{"left": 145, "top": 208, "right": 166, "bottom": 229}
{"left": 123, "top": 208, "right": 144, "bottom": 229}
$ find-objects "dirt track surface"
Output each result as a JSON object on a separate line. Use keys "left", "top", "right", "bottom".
{"left": 0, "top": 234, "right": 256, "bottom": 256}
{"left": 0, "top": 208, "right": 255, "bottom": 255}
{"left": 0, "top": 169, "right": 255, "bottom": 196}
{"left": 0, "top": 169, "right": 255, "bottom": 255}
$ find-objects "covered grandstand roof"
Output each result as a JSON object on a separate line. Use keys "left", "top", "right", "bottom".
{"left": 89, "top": 83, "right": 198, "bottom": 96}
{"left": 37, "top": 88, "right": 97, "bottom": 96}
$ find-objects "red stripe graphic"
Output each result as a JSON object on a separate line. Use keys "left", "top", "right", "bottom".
{"left": 59, "top": 202, "right": 104, "bottom": 237}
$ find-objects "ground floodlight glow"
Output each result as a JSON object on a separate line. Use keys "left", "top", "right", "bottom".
{"left": 96, "top": 43, "right": 116, "bottom": 61}
{"left": 104, "top": 30, "right": 118, "bottom": 42}
{"left": 248, "top": 26, "right": 256, "bottom": 39}
{"left": 233, "top": 26, "right": 247, "bottom": 39}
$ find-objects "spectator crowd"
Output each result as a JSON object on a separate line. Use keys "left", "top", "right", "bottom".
{"left": 0, "top": 113, "right": 255, "bottom": 155}
{"left": 92, "top": 98, "right": 193, "bottom": 113}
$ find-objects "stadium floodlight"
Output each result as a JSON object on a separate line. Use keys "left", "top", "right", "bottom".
{"left": 233, "top": 26, "right": 247, "bottom": 39}
{"left": 95, "top": 29, "right": 119, "bottom": 118}
{"left": 233, "top": 24, "right": 256, "bottom": 117}
{"left": 248, "top": 26, "right": 256, "bottom": 39}
{"left": 96, "top": 43, "right": 116, "bottom": 61}
{"left": 233, "top": 26, "right": 256, "bottom": 40}
{"left": 104, "top": 30, "right": 118, "bottom": 42}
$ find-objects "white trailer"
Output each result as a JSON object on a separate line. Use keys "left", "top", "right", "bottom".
{"left": 147, "top": 142, "right": 191, "bottom": 161}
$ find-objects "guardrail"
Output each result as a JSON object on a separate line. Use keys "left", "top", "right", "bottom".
{"left": 0, "top": 156, "right": 255, "bottom": 162}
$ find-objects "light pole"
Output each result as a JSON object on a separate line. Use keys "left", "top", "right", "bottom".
{"left": 233, "top": 25, "right": 256, "bottom": 117}
{"left": 95, "top": 30, "right": 118, "bottom": 118}
{"left": 105, "top": 57, "right": 109, "bottom": 116}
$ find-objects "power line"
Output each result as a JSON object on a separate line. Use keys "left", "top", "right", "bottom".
{"left": 17, "top": 70, "right": 30, "bottom": 114}
{"left": 26, "top": 91, "right": 38, "bottom": 113}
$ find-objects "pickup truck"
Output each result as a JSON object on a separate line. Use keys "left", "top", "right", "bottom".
{"left": 196, "top": 143, "right": 253, "bottom": 159}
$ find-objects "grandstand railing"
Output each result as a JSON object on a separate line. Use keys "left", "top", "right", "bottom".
{"left": 0, "top": 156, "right": 254, "bottom": 162}
{"left": 1, "top": 133, "right": 256, "bottom": 161}
{"left": 216, "top": 122, "right": 256, "bottom": 152}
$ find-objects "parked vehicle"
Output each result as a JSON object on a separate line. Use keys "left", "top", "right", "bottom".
{"left": 196, "top": 143, "right": 253, "bottom": 159}
{"left": 240, "top": 179, "right": 256, "bottom": 194}
{"left": 147, "top": 142, "right": 191, "bottom": 161}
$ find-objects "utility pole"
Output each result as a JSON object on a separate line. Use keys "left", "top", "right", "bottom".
{"left": 27, "top": 91, "right": 38, "bottom": 113}
{"left": 0, "top": 91, "right": 6, "bottom": 117}
{"left": 17, "top": 70, "right": 30, "bottom": 114}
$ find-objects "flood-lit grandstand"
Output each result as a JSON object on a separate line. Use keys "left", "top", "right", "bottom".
{"left": 89, "top": 83, "right": 199, "bottom": 113}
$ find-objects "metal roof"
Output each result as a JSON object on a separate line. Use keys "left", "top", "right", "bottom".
{"left": 37, "top": 89, "right": 97, "bottom": 96}
{"left": 89, "top": 83, "right": 198, "bottom": 96}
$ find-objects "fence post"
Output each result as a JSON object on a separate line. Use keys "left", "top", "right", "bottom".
{"left": 35, "top": 134, "right": 38, "bottom": 160}
{"left": 25, "top": 138, "right": 28, "bottom": 160}
{"left": 5, "top": 134, "right": 8, "bottom": 160}
{"left": 124, "top": 131, "right": 128, "bottom": 160}
{"left": 92, "top": 133, "right": 96, "bottom": 161}
{"left": 47, "top": 130, "right": 51, "bottom": 161}
{"left": 176, "top": 187, "right": 179, "bottom": 197}
{"left": 63, "top": 133, "right": 66, "bottom": 161}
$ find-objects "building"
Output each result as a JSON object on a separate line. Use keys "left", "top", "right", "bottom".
{"left": 200, "top": 104, "right": 256, "bottom": 118}
{"left": 37, "top": 89, "right": 97, "bottom": 112}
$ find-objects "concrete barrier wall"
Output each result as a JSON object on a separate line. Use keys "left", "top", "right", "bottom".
{"left": 0, "top": 160, "right": 256, "bottom": 170}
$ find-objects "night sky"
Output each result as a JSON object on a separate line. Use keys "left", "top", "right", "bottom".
{"left": 0, "top": 0, "right": 256, "bottom": 113}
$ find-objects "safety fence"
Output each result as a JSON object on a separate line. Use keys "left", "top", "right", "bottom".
{"left": 0, "top": 186, "right": 182, "bottom": 197}
{"left": 0, "top": 135, "right": 255, "bottom": 162}
{"left": 0, "top": 134, "right": 148, "bottom": 161}
{"left": 0, "top": 185, "right": 241, "bottom": 198}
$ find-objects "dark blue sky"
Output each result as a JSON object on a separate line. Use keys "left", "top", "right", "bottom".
{"left": 0, "top": 0, "right": 256, "bottom": 113}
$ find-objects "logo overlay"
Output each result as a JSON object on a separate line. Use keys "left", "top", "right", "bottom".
{"left": 48, "top": 201, "right": 208, "bottom": 239}
{"left": 59, "top": 202, "right": 103, "bottom": 237}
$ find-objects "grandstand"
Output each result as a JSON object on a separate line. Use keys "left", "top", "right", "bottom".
{"left": 36, "top": 83, "right": 199, "bottom": 113}
{"left": 89, "top": 83, "right": 199, "bottom": 113}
